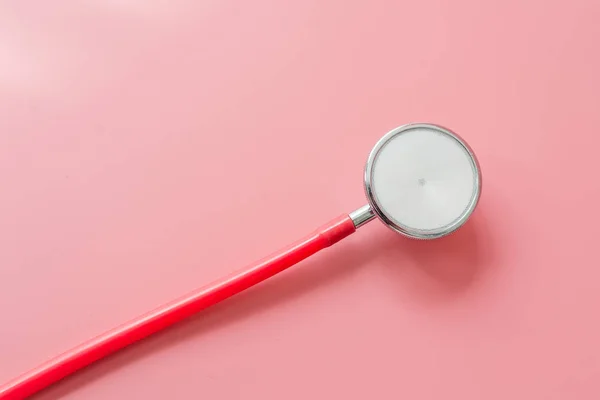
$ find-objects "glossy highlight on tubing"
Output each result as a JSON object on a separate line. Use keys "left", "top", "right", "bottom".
{"left": 0, "top": 216, "right": 356, "bottom": 399}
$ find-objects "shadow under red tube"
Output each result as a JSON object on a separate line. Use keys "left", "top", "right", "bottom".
{"left": 0, "top": 215, "right": 355, "bottom": 400}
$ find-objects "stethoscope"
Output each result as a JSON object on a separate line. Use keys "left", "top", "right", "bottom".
{"left": 0, "top": 123, "right": 482, "bottom": 399}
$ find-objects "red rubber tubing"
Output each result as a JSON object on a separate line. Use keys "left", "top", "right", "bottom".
{"left": 0, "top": 215, "right": 355, "bottom": 399}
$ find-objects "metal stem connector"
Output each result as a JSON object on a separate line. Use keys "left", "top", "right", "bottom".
{"left": 349, "top": 204, "right": 376, "bottom": 229}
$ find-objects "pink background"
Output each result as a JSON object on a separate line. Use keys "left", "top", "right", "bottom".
{"left": 1, "top": 1, "right": 599, "bottom": 399}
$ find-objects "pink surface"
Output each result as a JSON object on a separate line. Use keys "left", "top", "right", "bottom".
{"left": 1, "top": 1, "right": 599, "bottom": 399}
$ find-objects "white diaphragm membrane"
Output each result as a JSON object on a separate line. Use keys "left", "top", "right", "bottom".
{"left": 366, "top": 124, "right": 480, "bottom": 238}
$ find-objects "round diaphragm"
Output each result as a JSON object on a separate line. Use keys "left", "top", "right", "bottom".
{"left": 364, "top": 123, "right": 481, "bottom": 239}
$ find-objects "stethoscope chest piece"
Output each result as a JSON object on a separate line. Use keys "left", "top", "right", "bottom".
{"left": 358, "top": 123, "right": 481, "bottom": 239}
